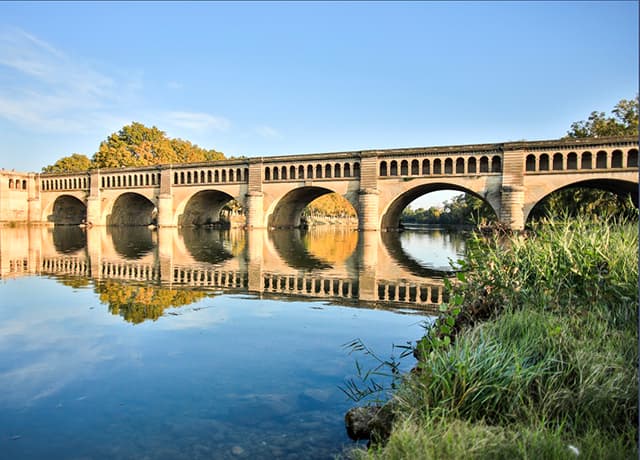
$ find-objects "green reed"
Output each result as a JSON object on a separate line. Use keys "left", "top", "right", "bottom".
{"left": 352, "top": 215, "right": 638, "bottom": 459}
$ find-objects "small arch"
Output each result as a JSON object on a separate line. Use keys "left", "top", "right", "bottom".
{"left": 344, "top": 163, "right": 351, "bottom": 177}
{"left": 444, "top": 158, "right": 453, "bottom": 174}
{"left": 179, "top": 172, "right": 185, "bottom": 185}
{"left": 596, "top": 151, "right": 607, "bottom": 169}
{"left": 611, "top": 150, "right": 623, "bottom": 168}
{"left": 244, "top": 168, "right": 249, "bottom": 181}
{"left": 230, "top": 169, "right": 235, "bottom": 182}
{"left": 316, "top": 164, "right": 323, "bottom": 178}
{"left": 307, "top": 165, "right": 314, "bottom": 179}
{"left": 290, "top": 165, "right": 296, "bottom": 179}
{"left": 265, "top": 167, "right": 271, "bottom": 181}
{"left": 325, "top": 164, "right": 332, "bottom": 178}
{"left": 479, "top": 156, "right": 489, "bottom": 173}
{"left": 467, "top": 157, "right": 477, "bottom": 174}
{"left": 400, "top": 160, "right": 409, "bottom": 176}
{"left": 491, "top": 156, "right": 502, "bottom": 173}
{"left": 390, "top": 161, "right": 398, "bottom": 176}
{"left": 433, "top": 158, "right": 442, "bottom": 174}
{"left": 134, "top": 175, "right": 139, "bottom": 186}
{"left": 353, "top": 163, "right": 360, "bottom": 177}
{"left": 411, "top": 160, "right": 419, "bottom": 175}
{"left": 298, "top": 165, "right": 305, "bottom": 179}
{"left": 455, "top": 157, "right": 465, "bottom": 174}
{"left": 380, "top": 161, "right": 388, "bottom": 176}
{"left": 279, "top": 167, "right": 285, "bottom": 180}
{"left": 200, "top": 171, "right": 205, "bottom": 183}
{"left": 174, "top": 172, "right": 179, "bottom": 184}
{"left": 581, "top": 152, "right": 592, "bottom": 169}
{"left": 8, "top": 178, "right": 13, "bottom": 189}
{"left": 215, "top": 170, "right": 220, "bottom": 182}
{"left": 116, "top": 177, "right": 121, "bottom": 187}
{"left": 272, "top": 168, "right": 278, "bottom": 181}
{"left": 567, "top": 152, "right": 578, "bottom": 170}
{"left": 207, "top": 170, "right": 212, "bottom": 183}
{"left": 334, "top": 163, "right": 341, "bottom": 178}
{"left": 539, "top": 154, "right": 549, "bottom": 171}
{"left": 552, "top": 153, "right": 563, "bottom": 170}
{"left": 627, "top": 149, "right": 638, "bottom": 167}
{"left": 525, "top": 154, "right": 536, "bottom": 172}
{"left": 145, "top": 174, "right": 150, "bottom": 186}
{"left": 237, "top": 168, "right": 242, "bottom": 181}
{"left": 22, "top": 180, "right": 27, "bottom": 190}
{"left": 422, "top": 159, "right": 430, "bottom": 175}
{"left": 101, "top": 177, "right": 105, "bottom": 188}
{"left": 222, "top": 170, "right": 227, "bottom": 182}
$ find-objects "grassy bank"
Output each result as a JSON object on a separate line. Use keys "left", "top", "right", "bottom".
{"left": 352, "top": 216, "right": 638, "bottom": 459}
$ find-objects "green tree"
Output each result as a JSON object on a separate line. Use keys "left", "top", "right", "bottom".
{"left": 92, "top": 122, "right": 225, "bottom": 169}
{"left": 42, "top": 153, "right": 93, "bottom": 173}
{"left": 566, "top": 95, "right": 638, "bottom": 138}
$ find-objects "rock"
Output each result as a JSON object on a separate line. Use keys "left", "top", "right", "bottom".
{"left": 345, "top": 403, "right": 395, "bottom": 442}
{"left": 231, "top": 445, "right": 245, "bottom": 456}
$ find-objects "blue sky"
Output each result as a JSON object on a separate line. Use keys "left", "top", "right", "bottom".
{"left": 0, "top": 1, "right": 637, "bottom": 208}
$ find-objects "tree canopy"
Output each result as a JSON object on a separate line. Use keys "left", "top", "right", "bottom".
{"left": 566, "top": 95, "right": 638, "bottom": 138}
{"left": 42, "top": 122, "right": 225, "bottom": 172}
{"left": 42, "top": 153, "right": 93, "bottom": 173}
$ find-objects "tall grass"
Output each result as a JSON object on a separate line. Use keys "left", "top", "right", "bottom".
{"left": 354, "top": 216, "right": 638, "bottom": 459}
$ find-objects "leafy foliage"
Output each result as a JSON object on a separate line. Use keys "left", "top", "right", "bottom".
{"left": 566, "top": 95, "right": 638, "bottom": 138}
{"left": 42, "top": 153, "right": 93, "bottom": 173}
{"left": 402, "top": 194, "right": 496, "bottom": 226}
{"left": 42, "top": 122, "right": 225, "bottom": 172}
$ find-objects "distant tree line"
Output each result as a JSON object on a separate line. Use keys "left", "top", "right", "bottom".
{"left": 401, "top": 194, "right": 495, "bottom": 226}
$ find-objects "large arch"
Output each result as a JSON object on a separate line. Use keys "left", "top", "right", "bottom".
{"left": 266, "top": 186, "right": 358, "bottom": 228}
{"left": 49, "top": 195, "right": 87, "bottom": 225}
{"left": 107, "top": 193, "right": 156, "bottom": 226}
{"left": 177, "top": 190, "right": 236, "bottom": 227}
{"left": 379, "top": 183, "right": 499, "bottom": 230}
{"left": 524, "top": 178, "right": 639, "bottom": 223}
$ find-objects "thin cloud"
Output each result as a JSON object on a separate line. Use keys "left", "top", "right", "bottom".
{"left": 256, "top": 125, "right": 282, "bottom": 139}
{"left": 165, "top": 111, "right": 231, "bottom": 132}
{"left": 0, "top": 27, "right": 128, "bottom": 132}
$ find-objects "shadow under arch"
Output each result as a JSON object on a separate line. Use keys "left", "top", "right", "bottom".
{"left": 380, "top": 183, "right": 499, "bottom": 230}
{"left": 268, "top": 186, "right": 357, "bottom": 228}
{"left": 526, "top": 178, "right": 639, "bottom": 223}
{"left": 50, "top": 195, "right": 87, "bottom": 225}
{"left": 268, "top": 229, "right": 333, "bottom": 270}
{"left": 52, "top": 225, "right": 87, "bottom": 254}
{"left": 180, "top": 227, "right": 236, "bottom": 264}
{"left": 380, "top": 230, "right": 463, "bottom": 278}
{"left": 108, "top": 192, "right": 156, "bottom": 226}
{"left": 109, "top": 226, "right": 156, "bottom": 259}
{"left": 179, "top": 190, "right": 236, "bottom": 227}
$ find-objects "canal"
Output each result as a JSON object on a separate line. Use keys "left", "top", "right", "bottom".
{"left": 0, "top": 225, "right": 467, "bottom": 459}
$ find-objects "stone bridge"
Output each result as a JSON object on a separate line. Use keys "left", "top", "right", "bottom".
{"left": 1, "top": 135, "right": 637, "bottom": 230}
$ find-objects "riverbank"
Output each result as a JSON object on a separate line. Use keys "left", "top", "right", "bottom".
{"left": 349, "top": 216, "right": 638, "bottom": 459}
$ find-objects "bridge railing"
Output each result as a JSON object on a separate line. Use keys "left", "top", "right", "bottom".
{"left": 172, "top": 166, "right": 249, "bottom": 186}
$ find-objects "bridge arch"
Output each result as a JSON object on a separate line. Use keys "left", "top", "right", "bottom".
{"left": 106, "top": 192, "right": 156, "bottom": 226}
{"left": 47, "top": 194, "right": 87, "bottom": 225}
{"left": 379, "top": 182, "right": 500, "bottom": 230}
{"left": 266, "top": 186, "right": 359, "bottom": 228}
{"left": 524, "top": 178, "right": 639, "bottom": 223}
{"left": 176, "top": 190, "right": 237, "bottom": 227}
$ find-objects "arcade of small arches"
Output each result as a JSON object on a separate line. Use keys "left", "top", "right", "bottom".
{"left": 264, "top": 161, "right": 361, "bottom": 181}
{"left": 379, "top": 155, "right": 502, "bottom": 177}
{"left": 8, "top": 178, "right": 28, "bottom": 190}
{"left": 525, "top": 148, "right": 638, "bottom": 172}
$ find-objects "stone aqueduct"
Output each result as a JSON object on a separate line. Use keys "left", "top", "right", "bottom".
{"left": 1, "top": 135, "right": 638, "bottom": 230}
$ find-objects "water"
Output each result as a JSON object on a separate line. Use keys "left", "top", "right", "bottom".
{"left": 0, "top": 225, "right": 466, "bottom": 459}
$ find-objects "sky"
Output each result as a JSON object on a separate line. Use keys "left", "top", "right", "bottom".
{"left": 0, "top": 1, "right": 637, "bottom": 209}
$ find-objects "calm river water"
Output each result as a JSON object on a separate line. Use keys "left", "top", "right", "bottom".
{"left": 0, "top": 225, "right": 466, "bottom": 459}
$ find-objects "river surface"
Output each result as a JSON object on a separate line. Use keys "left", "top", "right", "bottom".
{"left": 0, "top": 225, "right": 467, "bottom": 459}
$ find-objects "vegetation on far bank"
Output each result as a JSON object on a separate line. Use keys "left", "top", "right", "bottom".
{"left": 348, "top": 214, "right": 638, "bottom": 459}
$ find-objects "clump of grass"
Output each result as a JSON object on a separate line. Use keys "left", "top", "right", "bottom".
{"left": 353, "top": 215, "right": 638, "bottom": 459}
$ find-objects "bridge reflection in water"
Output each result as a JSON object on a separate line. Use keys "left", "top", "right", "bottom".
{"left": 0, "top": 225, "right": 463, "bottom": 320}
